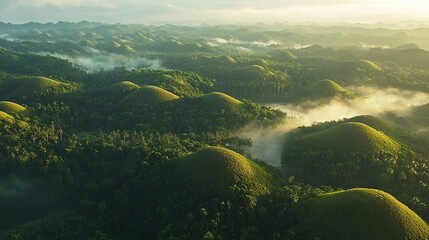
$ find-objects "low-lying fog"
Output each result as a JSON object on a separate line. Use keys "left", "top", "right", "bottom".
{"left": 238, "top": 87, "right": 429, "bottom": 166}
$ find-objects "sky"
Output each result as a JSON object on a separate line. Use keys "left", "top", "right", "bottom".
{"left": 1, "top": 0, "right": 429, "bottom": 25}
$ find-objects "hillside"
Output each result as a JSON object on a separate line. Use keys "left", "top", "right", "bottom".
{"left": 120, "top": 85, "right": 179, "bottom": 106}
{"left": 299, "top": 188, "right": 429, "bottom": 240}
{"left": 175, "top": 146, "right": 276, "bottom": 196}
{"left": 292, "top": 122, "right": 400, "bottom": 154}
{"left": 344, "top": 115, "right": 400, "bottom": 135}
{"left": 197, "top": 92, "right": 242, "bottom": 109}
{"left": 0, "top": 101, "right": 27, "bottom": 114}
{"left": 294, "top": 79, "right": 352, "bottom": 102}
{"left": 9, "top": 77, "right": 71, "bottom": 98}
{"left": 0, "top": 111, "right": 14, "bottom": 122}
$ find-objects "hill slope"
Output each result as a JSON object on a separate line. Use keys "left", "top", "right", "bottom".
{"left": 120, "top": 85, "right": 179, "bottom": 106}
{"left": 9, "top": 77, "right": 70, "bottom": 98}
{"left": 295, "top": 79, "right": 352, "bottom": 102}
{"left": 299, "top": 188, "right": 429, "bottom": 240}
{"left": 175, "top": 146, "right": 275, "bottom": 196}
{"left": 0, "top": 101, "right": 27, "bottom": 114}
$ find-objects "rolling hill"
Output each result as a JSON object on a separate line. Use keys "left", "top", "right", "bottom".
{"left": 0, "top": 101, "right": 27, "bottom": 114}
{"left": 174, "top": 146, "right": 276, "bottom": 196}
{"left": 197, "top": 92, "right": 242, "bottom": 109}
{"left": 294, "top": 79, "right": 352, "bottom": 102}
{"left": 0, "top": 111, "right": 14, "bottom": 122}
{"left": 120, "top": 85, "right": 179, "bottom": 106}
{"left": 299, "top": 188, "right": 429, "bottom": 240}
{"left": 9, "top": 77, "right": 71, "bottom": 98}
{"left": 287, "top": 122, "right": 400, "bottom": 156}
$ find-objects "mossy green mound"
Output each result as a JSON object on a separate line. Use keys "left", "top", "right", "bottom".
{"left": 294, "top": 122, "right": 400, "bottom": 154}
{"left": 10, "top": 77, "right": 69, "bottom": 97}
{"left": 0, "top": 111, "right": 14, "bottom": 122}
{"left": 300, "top": 188, "right": 429, "bottom": 240}
{"left": 0, "top": 101, "right": 27, "bottom": 114}
{"left": 121, "top": 85, "right": 179, "bottom": 105}
{"left": 345, "top": 115, "right": 399, "bottom": 134}
{"left": 271, "top": 51, "right": 297, "bottom": 61}
{"left": 108, "top": 81, "right": 140, "bottom": 94}
{"left": 297, "top": 79, "right": 352, "bottom": 101}
{"left": 175, "top": 146, "right": 275, "bottom": 196}
{"left": 217, "top": 55, "right": 237, "bottom": 64}
{"left": 358, "top": 60, "right": 382, "bottom": 71}
{"left": 198, "top": 92, "right": 242, "bottom": 109}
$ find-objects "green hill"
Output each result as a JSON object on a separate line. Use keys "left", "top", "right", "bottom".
{"left": 120, "top": 85, "right": 179, "bottom": 105}
{"left": 217, "top": 55, "right": 237, "bottom": 64}
{"left": 197, "top": 92, "right": 242, "bottom": 109}
{"left": 345, "top": 115, "right": 400, "bottom": 135}
{"left": 9, "top": 77, "right": 70, "bottom": 98}
{"left": 296, "top": 79, "right": 352, "bottom": 101}
{"left": 271, "top": 50, "right": 297, "bottom": 61}
{"left": 292, "top": 122, "right": 400, "bottom": 154}
{"left": 0, "top": 101, "right": 27, "bottom": 114}
{"left": 357, "top": 60, "right": 382, "bottom": 71}
{"left": 175, "top": 146, "right": 276, "bottom": 196}
{"left": 0, "top": 111, "right": 14, "bottom": 122}
{"left": 299, "top": 188, "right": 429, "bottom": 240}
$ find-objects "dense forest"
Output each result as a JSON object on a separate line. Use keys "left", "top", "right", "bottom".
{"left": 0, "top": 22, "right": 429, "bottom": 239}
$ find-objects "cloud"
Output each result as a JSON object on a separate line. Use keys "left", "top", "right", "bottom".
{"left": 1, "top": 0, "right": 117, "bottom": 9}
{"left": 238, "top": 87, "right": 429, "bottom": 166}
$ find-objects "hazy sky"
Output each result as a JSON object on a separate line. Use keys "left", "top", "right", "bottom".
{"left": 1, "top": 0, "right": 429, "bottom": 24}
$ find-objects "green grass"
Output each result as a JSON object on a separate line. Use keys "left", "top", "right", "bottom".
{"left": 300, "top": 188, "right": 429, "bottom": 240}
{"left": 358, "top": 60, "right": 382, "bottom": 71}
{"left": 10, "top": 77, "right": 69, "bottom": 97}
{"left": 175, "top": 146, "right": 276, "bottom": 196}
{"left": 198, "top": 92, "right": 242, "bottom": 109}
{"left": 297, "top": 79, "right": 352, "bottom": 101}
{"left": 0, "top": 101, "right": 27, "bottom": 114}
{"left": 345, "top": 115, "right": 399, "bottom": 134}
{"left": 0, "top": 111, "right": 14, "bottom": 122}
{"left": 217, "top": 55, "right": 237, "bottom": 64}
{"left": 295, "top": 122, "right": 400, "bottom": 154}
{"left": 120, "top": 85, "right": 179, "bottom": 105}
{"left": 108, "top": 81, "right": 140, "bottom": 94}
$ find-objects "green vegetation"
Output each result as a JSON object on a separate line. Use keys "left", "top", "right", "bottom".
{"left": 175, "top": 146, "right": 276, "bottom": 196}
{"left": 9, "top": 76, "right": 75, "bottom": 98}
{"left": 299, "top": 188, "right": 429, "bottom": 240}
{"left": 294, "top": 79, "right": 352, "bottom": 102}
{"left": 294, "top": 122, "right": 400, "bottom": 154}
{"left": 345, "top": 115, "right": 399, "bottom": 133}
{"left": 0, "top": 22, "right": 429, "bottom": 239}
{"left": 0, "top": 111, "right": 14, "bottom": 122}
{"left": 0, "top": 101, "right": 27, "bottom": 114}
{"left": 120, "top": 85, "right": 179, "bottom": 105}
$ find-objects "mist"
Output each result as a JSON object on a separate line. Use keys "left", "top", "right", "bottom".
{"left": 36, "top": 50, "right": 167, "bottom": 73}
{"left": 238, "top": 87, "right": 429, "bottom": 166}
{"left": 0, "top": 175, "right": 58, "bottom": 230}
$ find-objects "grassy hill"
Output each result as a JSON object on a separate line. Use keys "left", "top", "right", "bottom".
{"left": 295, "top": 79, "right": 352, "bottom": 102}
{"left": 299, "top": 188, "right": 429, "bottom": 240}
{"left": 120, "top": 85, "right": 179, "bottom": 106}
{"left": 357, "top": 60, "right": 382, "bottom": 71}
{"left": 0, "top": 101, "right": 27, "bottom": 114}
{"left": 344, "top": 115, "right": 400, "bottom": 135}
{"left": 292, "top": 122, "right": 400, "bottom": 154}
{"left": 197, "top": 92, "right": 242, "bottom": 110}
{"left": 175, "top": 146, "right": 276, "bottom": 196}
{"left": 9, "top": 77, "right": 71, "bottom": 98}
{"left": 395, "top": 43, "right": 423, "bottom": 50}
{"left": 0, "top": 111, "right": 14, "bottom": 122}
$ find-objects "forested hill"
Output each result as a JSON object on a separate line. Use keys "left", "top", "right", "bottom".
{"left": 1, "top": 22, "right": 429, "bottom": 239}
